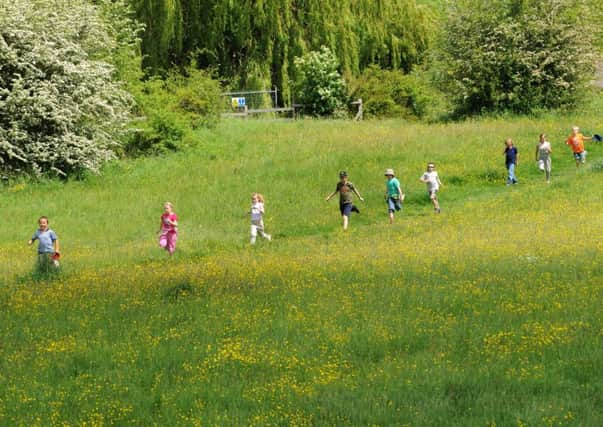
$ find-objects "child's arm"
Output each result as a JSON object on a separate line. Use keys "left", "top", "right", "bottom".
{"left": 28, "top": 232, "right": 38, "bottom": 246}
{"left": 325, "top": 191, "right": 338, "bottom": 202}
{"left": 396, "top": 183, "right": 405, "bottom": 198}
{"left": 53, "top": 238, "right": 60, "bottom": 254}
{"left": 436, "top": 176, "right": 442, "bottom": 187}
{"left": 353, "top": 187, "right": 365, "bottom": 202}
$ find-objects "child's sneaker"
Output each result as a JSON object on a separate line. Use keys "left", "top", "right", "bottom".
{"left": 351, "top": 205, "right": 360, "bottom": 214}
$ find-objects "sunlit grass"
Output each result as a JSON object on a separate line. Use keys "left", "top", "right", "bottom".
{"left": 1, "top": 113, "right": 602, "bottom": 425}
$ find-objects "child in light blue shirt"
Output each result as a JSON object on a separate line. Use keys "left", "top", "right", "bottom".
{"left": 28, "top": 216, "right": 60, "bottom": 268}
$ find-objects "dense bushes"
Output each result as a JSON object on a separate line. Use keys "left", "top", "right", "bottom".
{"left": 350, "top": 66, "right": 433, "bottom": 119}
{"left": 126, "top": 67, "right": 222, "bottom": 155}
{"left": 0, "top": 0, "right": 135, "bottom": 177}
{"left": 440, "top": 0, "right": 598, "bottom": 115}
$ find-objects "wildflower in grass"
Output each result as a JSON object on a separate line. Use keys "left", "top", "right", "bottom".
{"left": 384, "top": 168, "right": 405, "bottom": 223}
{"left": 249, "top": 193, "right": 271, "bottom": 244}
{"left": 28, "top": 216, "right": 60, "bottom": 271}
{"left": 325, "top": 170, "right": 364, "bottom": 231}
{"left": 566, "top": 126, "right": 592, "bottom": 168}
{"left": 419, "top": 163, "right": 442, "bottom": 213}
{"left": 503, "top": 138, "right": 519, "bottom": 185}
{"left": 535, "top": 133, "right": 552, "bottom": 183}
{"left": 158, "top": 202, "right": 178, "bottom": 256}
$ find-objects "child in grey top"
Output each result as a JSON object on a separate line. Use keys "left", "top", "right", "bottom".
{"left": 535, "top": 133, "right": 552, "bottom": 183}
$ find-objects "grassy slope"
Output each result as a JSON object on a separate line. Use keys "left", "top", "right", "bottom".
{"left": 0, "top": 112, "right": 602, "bottom": 425}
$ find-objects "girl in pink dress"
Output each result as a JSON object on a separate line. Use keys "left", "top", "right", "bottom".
{"left": 158, "top": 202, "right": 178, "bottom": 255}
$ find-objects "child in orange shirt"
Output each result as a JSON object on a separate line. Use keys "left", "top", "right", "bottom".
{"left": 566, "top": 126, "right": 592, "bottom": 168}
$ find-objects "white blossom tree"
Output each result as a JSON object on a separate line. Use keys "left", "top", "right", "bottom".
{"left": 0, "top": 0, "right": 135, "bottom": 177}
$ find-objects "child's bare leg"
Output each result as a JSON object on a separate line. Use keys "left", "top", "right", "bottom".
{"left": 432, "top": 196, "right": 440, "bottom": 211}
{"left": 342, "top": 215, "right": 349, "bottom": 230}
{"left": 431, "top": 192, "right": 441, "bottom": 212}
{"left": 250, "top": 224, "right": 258, "bottom": 244}
{"left": 389, "top": 211, "right": 394, "bottom": 224}
{"left": 258, "top": 225, "right": 271, "bottom": 241}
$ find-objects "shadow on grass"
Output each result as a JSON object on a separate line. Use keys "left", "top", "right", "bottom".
{"left": 163, "top": 281, "right": 196, "bottom": 303}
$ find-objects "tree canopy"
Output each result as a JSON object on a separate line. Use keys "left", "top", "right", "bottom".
{"left": 131, "top": 0, "right": 432, "bottom": 102}
{"left": 439, "top": 0, "right": 598, "bottom": 115}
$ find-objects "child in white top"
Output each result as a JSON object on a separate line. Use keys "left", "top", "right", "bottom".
{"left": 419, "top": 162, "right": 442, "bottom": 213}
{"left": 535, "top": 133, "right": 552, "bottom": 183}
{"left": 249, "top": 193, "right": 271, "bottom": 244}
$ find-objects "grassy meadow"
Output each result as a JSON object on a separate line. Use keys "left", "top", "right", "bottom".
{"left": 1, "top": 112, "right": 602, "bottom": 425}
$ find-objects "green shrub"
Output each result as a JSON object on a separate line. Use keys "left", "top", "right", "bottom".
{"left": 350, "top": 66, "right": 433, "bottom": 119}
{"left": 294, "top": 47, "right": 347, "bottom": 117}
{"left": 126, "top": 67, "right": 221, "bottom": 155}
{"left": 440, "top": 0, "right": 599, "bottom": 115}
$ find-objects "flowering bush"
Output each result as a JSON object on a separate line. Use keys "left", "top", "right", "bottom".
{"left": 0, "top": 0, "right": 134, "bottom": 177}
{"left": 294, "top": 47, "right": 347, "bottom": 117}
{"left": 440, "top": 0, "right": 597, "bottom": 115}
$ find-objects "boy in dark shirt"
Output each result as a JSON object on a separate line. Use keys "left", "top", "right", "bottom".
{"left": 325, "top": 171, "right": 364, "bottom": 231}
{"left": 503, "top": 138, "right": 519, "bottom": 185}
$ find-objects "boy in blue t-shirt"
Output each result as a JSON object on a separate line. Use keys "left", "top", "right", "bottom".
{"left": 503, "top": 138, "right": 519, "bottom": 185}
{"left": 28, "top": 216, "right": 60, "bottom": 268}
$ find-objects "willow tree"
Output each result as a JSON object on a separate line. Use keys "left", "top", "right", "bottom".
{"left": 130, "top": 0, "right": 432, "bottom": 103}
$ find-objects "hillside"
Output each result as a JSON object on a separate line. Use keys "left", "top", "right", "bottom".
{"left": 1, "top": 116, "right": 602, "bottom": 425}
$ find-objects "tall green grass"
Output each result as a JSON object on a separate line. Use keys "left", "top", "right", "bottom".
{"left": 1, "top": 112, "right": 602, "bottom": 425}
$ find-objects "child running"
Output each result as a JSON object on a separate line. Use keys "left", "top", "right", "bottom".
{"left": 535, "top": 133, "right": 552, "bottom": 183}
{"left": 384, "top": 168, "right": 405, "bottom": 223}
{"left": 325, "top": 171, "right": 364, "bottom": 231}
{"left": 503, "top": 138, "right": 519, "bottom": 185}
{"left": 28, "top": 216, "right": 60, "bottom": 269}
{"left": 249, "top": 193, "right": 271, "bottom": 244}
{"left": 566, "top": 126, "right": 591, "bottom": 168}
{"left": 158, "top": 202, "right": 178, "bottom": 256}
{"left": 419, "top": 163, "right": 442, "bottom": 213}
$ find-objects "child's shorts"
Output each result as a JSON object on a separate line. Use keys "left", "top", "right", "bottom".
{"left": 429, "top": 190, "right": 438, "bottom": 199}
{"left": 573, "top": 151, "right": 586, "bottom": 163}
{"left": 38, "top": 252, "right": 59, "bottom": 268}
{"left": 387, "top": 197, "right": 402, "bottom": 212}
{"left": 340, "top": 203, "right": 353, "bottom": 217}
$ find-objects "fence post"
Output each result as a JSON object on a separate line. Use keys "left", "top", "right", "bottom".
{"left": 274, "top": 86, "right": 278, "bottom": 108}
